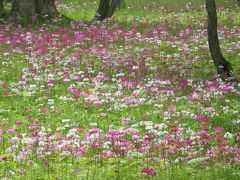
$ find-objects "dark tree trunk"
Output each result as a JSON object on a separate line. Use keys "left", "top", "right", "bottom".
{"left": 206, "top": 0, "right": 236, "bottom": 82}
{"left": 9, "top": 0, "right": 58, "bottom": 22}
{"left": 109, "top": 0, "right": 119, "bottom": 17}
{"left": 0, "top": 0, "right": 3, "bottom": 17}
{"left": 35, "top": 0, "right": 58, "bottom": 18}
{"left": 95, "top": 0, "right": 123, "bottom": 21}
{"left": 9, "top": 0, "right": 37, "bottom": 21}
{"left": 96, "top": 0, "right": 110, "bottom": 21}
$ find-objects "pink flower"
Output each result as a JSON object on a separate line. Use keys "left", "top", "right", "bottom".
{"left": 167, "top": 106, "right": 176, "bottom": 112}
{"left": 7, "top": 128, "right": 16, "bottom": 133}
{"left": 144, "top": 134, "right": 153, "bottom": 142}
{"left": 0, "top": 156, "right": 7, "bottom": 161}
{"left": 75, "top": 32, "right": 85, "bottom": 42}
{"left": 16, "top": 121, "right": 23, "bottom": 125}
{"left": 121, "top": 120, "right": 129, "bottom": 126}
{"left": 215, "top": 127, "right": 223, "bottom": 133}
{"left": 196, "top": 116, "right": 210, "bottom": 123}
{"left": 170, "top": 126, "right": 178, "bottom": 133}
{"left": 72, "top": 168, "right": 80, "bottom": 174}
{"left": 141, "top": 167, "right": 157, "bottom": 177}
{"left": 3, "top": 92, "right": 11, "bottom": 97}
{"left": 29, "top": 126, "right": 39, "bottom": 131}
{"left": 47, "top": 78, "right": 56, "bottom": 84}
{"left": 0, "top": 129, "right": 4, "bottom": 135}
{"left": 132, "top": 134, "right": 140, "bottom": 139}
{"left": 201, "top": 125, "right": 209, "bottom": 131}
{"left": 68, "top": 87, "right": 80, "bottom": 95}
{"left": 191, "top": 92, "right": 201, "bottom": 99}
{"left": 121, "top": 117, "right": 131, "bottom": 126}
{"left": 25, "top": 109, "right": 33, "bottom": 113}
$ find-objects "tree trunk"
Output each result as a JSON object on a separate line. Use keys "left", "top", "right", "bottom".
{"left": 206, "top": 0, "right": 236, "bottom": 82}
{"left": 9, "top": 0, "right": 58, "bottom": 22}
{"left": 0, "top": 0, "right": 3, "bottom": 17}
{"left": 9, "top": 0, "right": 37, "bottom": 21}
{"left": 95, "top": 0, "right": 121, "bottom": 21}
{"left": 35, "top": 0, "right": 58, "bottom": 18}
{"left": 109, "top": 0, "right": 119, "bottom": 17}
{"left": 96, "top": 0, "right": 110, "bottom": 21}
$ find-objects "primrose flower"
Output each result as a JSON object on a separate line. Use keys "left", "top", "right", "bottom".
{"left": 29, "top": 126, "right": 39, "bottom": 131}
{"left": 0, "top": 156, "right": 8, "bottom": 161}
{"left": 215, "top": 127, "right": 223, "bottom": 133}
{"left": 141, "top": 167, "right": 157, "bottom": 177}
{"left": 196, "top": 117, "right": 210, "bottom": 123}
{"left": 224, "top": 132, "right": 234, "bottom": 139}
{"left": 7, "top": 129, "right": 16, "bottom": 133}
{"left": 62, "top": 119, "right": 70, "bottom": 123}
{"left": 0, "top": 129, "right": 4, "bottom": 135}
{"left": 89, "top": 122, "right": 98, "bottom": 127}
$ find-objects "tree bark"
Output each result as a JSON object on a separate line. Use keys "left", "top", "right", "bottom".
{"left": 95, "top": 0, "right": 122, "bottom": 21}
{"left": 96, "top": 0, "right": 110, "bottom": 21}
{"left": 9, "top": 0, "right": 58, "bottom": 22}
{"left": 35, "top": 0, "right": 58, "bottom": 18}
{"left": 206, "top": 0, "right": 236, "bottom": 82}
{"left": 0, "top": 0, "right": 3, "bottom": 17}
{"left": 9, "top": 0, "right": 37, "bottom": 21}
{"left": 109, "top": 0, "right": 119, "bottom": 17}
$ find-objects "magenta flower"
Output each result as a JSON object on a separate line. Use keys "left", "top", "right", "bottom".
{"left": 68, "top": 87, "right": 80, "bottom": 95}
{"left": 0, "top": 129, "right": 4, "bottom": 135}
{"left": 7, "top": 128, "right": 16, "bottom": 133}
{"left": 214, "top": 127, "right": 223, "bottom": 133}
{"left": 141, "top": 167, "right": 157, "bottom": 177}
{"left": 0, "top": 156, "right": 7, "bottom": 161}
{"left": 16, "top": 121, "right": 23, "bottom": 125}
{"left": 28, "top": 126, "right": 39, "bottom": 131}
{"left": 196, "top": 117, "right": 210, "bottom": 123}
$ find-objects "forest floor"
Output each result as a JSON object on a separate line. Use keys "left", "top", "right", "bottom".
{"left": 0, "top": 1, "right": 240, "bottom": 179}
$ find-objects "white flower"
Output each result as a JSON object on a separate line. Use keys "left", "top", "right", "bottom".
{"left": 89, "top": 122, "right": 98, "bottom": 127}
{"left": 8, "top": 170, "right": 15, "bottom": 176}
{"left": 131, "top": 124, "right": 139, "bottom": 128}
{"left": 67, "top": 128, "right": 78, "bottom": 137}
{"left": 11, "top": 88, "right": 20, "bottom": 93}
{"left": 47, "top": 99, "right": 54, "bottom": 105}
{"left": 38, "top": 141, "right": 46, "bottom": 146}
{"left": 61, "top": 151, "right": 71, "bottom": 157}
{"left": 103, "top": 141, "right": 112, "bottom": 149}
{"left": 224, "top": 132, "right": 234, "bottom": 139}
{"left": 56, "top": 127, "right": 65, "bottom": 131}
{"left": 69, "top": 128, "right": 78, "bottom": 134}
{"left": 62, "top": 119, "right": 70, "bottom": 123}
{"left": 10, "top": 137, "right": 20, "bottom": 143}
{"left": 132, "top": 66, "right": 139, "bottom": 70}
{"left": 145, "top": 126, "right": 153, "bottom": 130}
{"left": 22, "top": 138, "right": 33, "bottom": 144}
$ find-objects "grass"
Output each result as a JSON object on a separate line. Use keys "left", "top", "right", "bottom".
{"left": 0, "top": 0, "right": 240, "bottom": 179}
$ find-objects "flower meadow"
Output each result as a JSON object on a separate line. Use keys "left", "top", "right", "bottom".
{"left": 0, "top": 1, "right": 240, "bottom": 179}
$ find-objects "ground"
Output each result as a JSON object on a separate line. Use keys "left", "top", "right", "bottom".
{"left": 0, "top": 0, "right": 240, "bottom": 179}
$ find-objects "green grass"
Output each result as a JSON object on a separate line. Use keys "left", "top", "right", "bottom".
{"left": 59, "top": 0, "right": 239, "bottom": 22}
{"left": 0, "top": 0, "right": 240, "bottom": 179}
